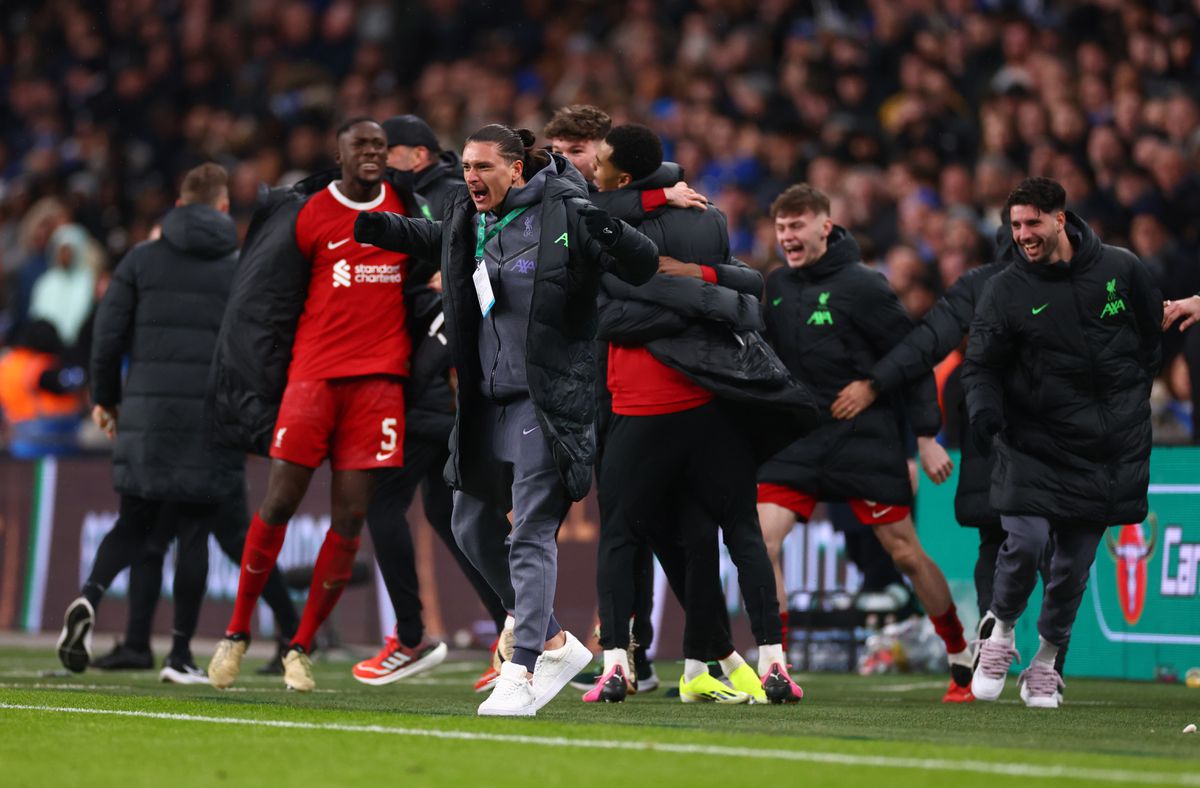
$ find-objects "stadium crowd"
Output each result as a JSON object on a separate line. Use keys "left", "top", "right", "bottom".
{"left": 2, "top": 0, "right": 1200, "bottom": 447}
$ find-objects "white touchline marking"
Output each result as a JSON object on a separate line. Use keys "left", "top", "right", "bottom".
{"left": 0, "top": 703, "right": 1196, "bottom": 785}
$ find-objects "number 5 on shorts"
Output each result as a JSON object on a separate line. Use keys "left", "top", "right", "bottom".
{"left": 377, "top": 418, "right": 398, "bottom": 461}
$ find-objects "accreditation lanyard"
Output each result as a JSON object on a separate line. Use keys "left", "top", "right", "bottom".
{"left": 472, "top": 206, "right": 528, "bottom": 317}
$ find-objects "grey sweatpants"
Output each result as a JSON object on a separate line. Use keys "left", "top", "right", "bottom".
{"left": 991, "top": 515, "right": 1106, "bottom": 646}
{"left": 450, "top": 397, "right": 570, "bottom": 668}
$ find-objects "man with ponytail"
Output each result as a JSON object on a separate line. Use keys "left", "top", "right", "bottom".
{"left": 356, "top": 124, "right": 658, "bottom": 716}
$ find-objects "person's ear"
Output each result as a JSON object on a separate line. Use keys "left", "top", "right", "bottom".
{"left": 618, "top": 173, "right": 632, "bottom": 189}
{"left": 512, "top": 159, "right": 524, "bottom": 183}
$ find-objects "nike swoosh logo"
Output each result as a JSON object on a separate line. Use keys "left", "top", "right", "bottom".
{"left": 522, "top": 426, "right": 539, "bottom": 435}
{"left": 375, "top": 449, "right": 398, "bottom": 461}
{"left": 870, "top": 507, "right": 893, "bottom": 519}
{"left": 1032, "top": 304, "right": 1049, "bottom": 315}
{"left": 772, "top": 297, "right": 783, "bottom": 306}
{"left": 328, "top": 238, "right": 350, "bottom": 250}
{"left": 245, "top": 565, "right": 269, "bottom": 575}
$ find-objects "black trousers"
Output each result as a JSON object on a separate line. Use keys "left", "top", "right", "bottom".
{"left": 368, "top": 432, "right": 509, "bottom": 647}
{"left": 121, "top": 490, "right": 299, "bottom": 653}
{"left": 598, "top": 402, "right": 778, "bottom": 660}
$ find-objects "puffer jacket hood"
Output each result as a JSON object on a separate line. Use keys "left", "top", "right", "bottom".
{"left": 161, "top": 204, "right": 238, "bottom": 260}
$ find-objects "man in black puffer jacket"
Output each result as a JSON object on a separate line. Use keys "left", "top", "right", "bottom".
{"left": 586, "top": 125, "right": 817, "bottom": 704}
{"left": 57, "top": 164, "right": 296, "bottom": 684}
{"left": 384, "top": 114, "right": 465, "bottom": 222}
{"left": 759, "top": 184, "right": 974, "bottom": 703}
{"left": 965, "top": 177, "right": 1161, "bottom": 709}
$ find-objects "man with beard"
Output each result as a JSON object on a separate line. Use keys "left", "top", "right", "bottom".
{"left": 965, "top": 177, "right": 1161, "bottom": 709}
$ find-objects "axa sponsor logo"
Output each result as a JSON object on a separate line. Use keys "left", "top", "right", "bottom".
{"left": 512, "top": 258, "right": 536, "bottom": 274}
{"left": 333, "top": 259, "right": 352, "bottom": 288}
{"left": 1104, "top": 515, "right": 1158, "bottom": 626}
{"left": 1161, "top": 523, "right": 1200, "bottom": 599}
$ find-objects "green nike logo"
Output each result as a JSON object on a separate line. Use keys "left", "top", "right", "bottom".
{"left": 772, "top": 297, "right": 783, "bottom": 306}
{"left": 1032, "top": 303, "right": 1049, "bottom": 315}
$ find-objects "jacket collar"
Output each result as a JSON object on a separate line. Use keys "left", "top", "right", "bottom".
{"left": 1014, "top": 211, "right": 1101, "bottom": 280}
{"left": 790, "top": 226, "right": 861, "bottom": 282}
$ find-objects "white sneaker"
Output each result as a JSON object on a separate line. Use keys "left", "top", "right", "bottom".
{"left": 478, "top": 661, "right": 536, "bottom": 717}
{"left": 1018, "top": 661, "right": 1064, "bottom": 709}
{"left": 530, "top": 631, "right": 593, "bottom": 712}
{"left": 56, "top": 597, "right": 95, "bottom": 673}
{"left": 971, "top": 636, "right": 1020, "bottom": 701}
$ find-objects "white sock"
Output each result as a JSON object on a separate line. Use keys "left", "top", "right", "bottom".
{"left": 718, "top": 651, "right": 746, "bottom": 677}
{"left": 757, "top": 643, "right": 785, "bottom": 675}
{"left": 603, "top": 648, "right": 629, "bottom": 673}
{"left": 1033, "top": 636, "right": 1059, "bottom": 666}
{"left": 683, "top": 659, "right": 708, "bottom": 681}
{"left": 990, "top": 616, "right": 1015, "bottom": 642}
{"left": 503, "top": 615, "right": 515, "bottom": 632}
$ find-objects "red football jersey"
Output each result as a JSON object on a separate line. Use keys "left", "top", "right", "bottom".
{"left": 289, "top": 182, "right": 412, "bottom": 381}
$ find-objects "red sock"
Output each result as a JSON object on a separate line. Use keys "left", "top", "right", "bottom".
{"left": 290, "top": 529, "right": 360, "bottom": 652}
{"left": 227, "top": 513, "right": 287, "bottom": 637}
{"left": 930, "top": 603, "right": 968, "bottom": 654}
{"left": 779, "top": 610, "right": 790, "bottom": 653}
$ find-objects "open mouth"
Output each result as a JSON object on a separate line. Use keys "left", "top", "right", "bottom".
{"left": 470, "top": 187, "right": 489, "bottom": 205}
{"left": 1022, "top": 241, "right": 1042, "bottom": 257}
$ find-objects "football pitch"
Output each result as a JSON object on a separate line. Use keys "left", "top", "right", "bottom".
{"left": 1, "top": 645, "right": 1197, "bottom": 787}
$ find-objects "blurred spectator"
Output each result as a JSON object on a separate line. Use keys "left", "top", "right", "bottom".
{"left": 0, "top": 0, "right": 1197, "bottom": 439}
{"left": 0, "top": 318, "right": 85, "bottom": 458}
{"left": 28, "top": 223, "right": 100, "bottom": 348}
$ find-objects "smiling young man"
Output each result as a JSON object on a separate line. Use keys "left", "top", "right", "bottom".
{"left": 758, "top": 184, "right": 974, "bottom": 702}
{"left": 964, "top": 177, "right": 1162, "bottom": 708}
{"left": 207, "top": 118, "right": 431, "bottom": 693}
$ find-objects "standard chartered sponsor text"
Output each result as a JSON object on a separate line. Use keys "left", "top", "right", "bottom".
{"left": 355, "top": 264, "right": 403, "bottom": 284}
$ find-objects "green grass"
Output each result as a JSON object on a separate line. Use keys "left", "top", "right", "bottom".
{"left": 1, "top": 645, "right": 1197, "bottom": 787}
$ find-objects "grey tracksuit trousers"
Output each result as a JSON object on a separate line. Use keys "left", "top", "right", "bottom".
{"left": 450, "top": 397, "right": 569, "bottom": 671}
{"left": 991, "top": 515, "right": 1106, "bottom": 646}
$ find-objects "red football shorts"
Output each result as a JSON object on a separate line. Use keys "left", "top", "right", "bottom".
{"left": 756, "top": 483, "right": 909, "bottom": 525}
{"left": 270, "top": 375, "right": 406, "bottom": 470}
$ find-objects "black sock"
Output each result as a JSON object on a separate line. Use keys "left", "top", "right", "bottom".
{"left": 170, "top": 631, "right": 191, "bottom": 661}
{"left": 81, "top": 582, "right": 104, "bottom": 610}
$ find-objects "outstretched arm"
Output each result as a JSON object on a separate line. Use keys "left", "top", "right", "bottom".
{"left": 355, "top": 211, "right": 443, "bottom": 259}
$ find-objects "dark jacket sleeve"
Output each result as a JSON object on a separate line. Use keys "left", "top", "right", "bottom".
{"left": 850, "top": 273, "right": 940, "bottom": 436}
{"left": 596, "top": 274, "right": 688, "bottom": 344}
{"left": 1126, "top": 252, "right": 1164, "bottom": 377}
{"left": 710, "top": 257, "right": 762, "bottom": 296}
{"left": 90, "top": 249, "right": 139, "bottom": 407}
{"left": 357, "top": 212, "right": 444, "bottom": 260}
{"left": 571, "top": 204, "right": 657, "bottom": 286}
{"left": 869, "top": 264, "right": 987, "bottom": 393}
{"left": 589, "top": 189, "right": 646, "bottom": 224}
{"left": 962, "top": 281, "right": 1015, "bottom": 426}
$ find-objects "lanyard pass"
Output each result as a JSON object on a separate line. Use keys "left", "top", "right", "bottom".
{"left": 472, "top": 207, "right": 527, "bottom": 318}
{"left": 473, "top": 258, "right": 495, "bottom": 317}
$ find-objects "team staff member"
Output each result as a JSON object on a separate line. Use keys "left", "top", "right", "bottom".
{"left": 758, "top": 184, "right": 974, "bottom": 701}
{"left": 587, "top": 125, "right": 814, "bottom": 704}
{"left": 965, "top": 177, "right": 1161, "bottom": 709}
{"left": 356, "top": 124, "right": 658, "bottom": 716}
{"left": 355, "top": 113, "right": 509, "bottom": 692}
{"left": 207, "top": 118, "right": 431, "bottom": 693}
{"left": 57, "top": 164, "right": 266, "bottom": 683}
